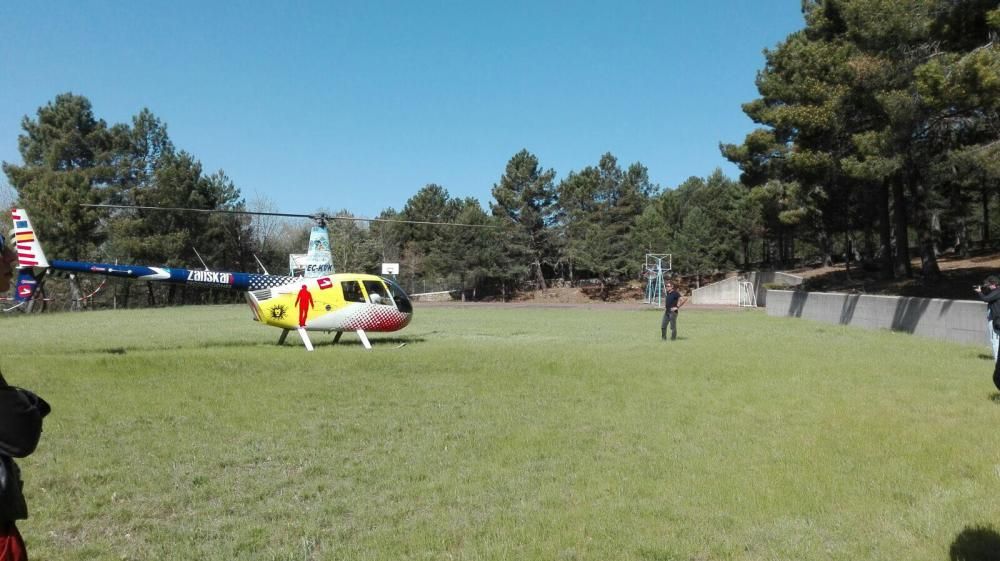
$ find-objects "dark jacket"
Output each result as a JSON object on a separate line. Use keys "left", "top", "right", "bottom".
{"left": 664, "top": 290, "right": 681, "bottom": 312}
{"left": 0, "top": 375, "right": 50, "bottom": 521}
{"left": 0, "top": 456, "right": 27, "bottom": 521}
{"left": 978, "top": 287, "right": 1000, "bottom": 328}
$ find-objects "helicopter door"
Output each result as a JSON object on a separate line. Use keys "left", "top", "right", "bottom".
{"left": 362, "top": 280, "right": 391, "bottom": 306}
{"left": 341, "top": 281, "right": 366, "bottom": 303}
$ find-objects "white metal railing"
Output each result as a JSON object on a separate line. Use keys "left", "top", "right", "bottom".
{"left": 739, "top": 281, "right": 757, "bottom": 307}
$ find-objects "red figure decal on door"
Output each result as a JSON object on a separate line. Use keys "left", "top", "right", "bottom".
{"left": 294, "top": 284, "right": 314, "bottom": 327}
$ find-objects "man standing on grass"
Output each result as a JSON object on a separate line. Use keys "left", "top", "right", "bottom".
{"left": 0, "top": 371, "right": 51, "bottom": 561}
{"left": 661, "top": 281, "right": 687, "bottom": 341}
{"left": 974, "top": 276, "right": 1000, "bottom": 362}
{"left": 975, "top": 276, "right": 1000, "bottom": 390}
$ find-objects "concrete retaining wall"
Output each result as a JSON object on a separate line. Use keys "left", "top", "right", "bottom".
{"left": 410, "top": 290, "right": 457, "bottom": 302}
{"left": 690, "top": 272, "right": 803, "bottom": 307}
{"left": 691, "top": 276, "right": 742, "bottom": 306}
{"left": 766, "top": 289, "right": 990, "bottom": 347}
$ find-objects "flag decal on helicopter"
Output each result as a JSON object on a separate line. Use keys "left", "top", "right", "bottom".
{"left": 317, "top": 277, "right": 332, "bottom": 290}
{"left": 10, "top": 209, "right": 46, "bottom": 269}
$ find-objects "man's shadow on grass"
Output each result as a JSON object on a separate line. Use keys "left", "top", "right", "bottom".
{"left": 950, "top": 525, "right": 1000, "bottom": 561}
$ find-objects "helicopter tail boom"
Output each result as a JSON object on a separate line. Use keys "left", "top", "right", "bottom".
{"left": 9, "top": 208, "right": 301, "bottom": 295}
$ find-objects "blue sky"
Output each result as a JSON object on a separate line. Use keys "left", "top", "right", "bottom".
{"left": 0, "top": 1, "right": 804, "bottom": 219}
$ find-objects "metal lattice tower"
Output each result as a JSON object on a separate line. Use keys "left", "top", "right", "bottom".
{"left": 643, "top": 254, "right": 672, "bottom": 307}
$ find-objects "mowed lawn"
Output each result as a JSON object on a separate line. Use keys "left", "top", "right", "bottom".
{"left": 2, "top": 303, "right": 999, "bottom": 560}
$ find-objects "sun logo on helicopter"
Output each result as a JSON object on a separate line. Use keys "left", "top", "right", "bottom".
{"left": 270, "top": 305, "right": 287, "bottom": 320}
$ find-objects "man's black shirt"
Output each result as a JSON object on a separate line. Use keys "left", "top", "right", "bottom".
{"left": 665, "top": 290, "right": 680, "bottom": 311}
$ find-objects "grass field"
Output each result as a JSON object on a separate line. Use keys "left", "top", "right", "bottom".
{"left": 3, "top": 303, "right": 999, "bottom": 560}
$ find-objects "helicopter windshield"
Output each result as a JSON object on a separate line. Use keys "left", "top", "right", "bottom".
{"left": 381, "top": 277, "right": 413, "bottom": 314}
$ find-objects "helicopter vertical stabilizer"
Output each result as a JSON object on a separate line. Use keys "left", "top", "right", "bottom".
{"left": 289, "top": 225, "right": 333, "bottom": 277}
{"left": 10, "top": 208, "right": 50, "bottom": 303}
{"left": 10, "top": 209, "right": 49, "bottom": 269}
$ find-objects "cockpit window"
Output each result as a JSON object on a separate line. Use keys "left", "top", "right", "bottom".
{"left": 363, "top": 280, "right": 391, "bottom": 305}
{"left": 381, "top": 276, "right": 413, "bottom": 314}
{"left": 341, "top": 281, "right": 365, "bottom": 303}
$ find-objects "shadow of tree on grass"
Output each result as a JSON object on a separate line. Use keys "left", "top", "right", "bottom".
{"left": 950, "top": 525, "right": 1000, "bottom": 561}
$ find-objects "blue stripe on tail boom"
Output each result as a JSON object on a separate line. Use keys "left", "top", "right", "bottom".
{"left": 48, "top": 260, "right": 298, "bottom": 292}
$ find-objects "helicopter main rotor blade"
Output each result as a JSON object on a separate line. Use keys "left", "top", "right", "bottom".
{"left": 82, "top": 203, "right": 314, "bottom": 220}
{"left": 81, "top": 204, "right": 495, "bottom": 228}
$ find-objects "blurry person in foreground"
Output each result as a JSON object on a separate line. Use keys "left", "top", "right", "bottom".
{"left": 0, "top": 370, "right": 50, "bottom": 561}
{"left": 0, "top": 232, "right": 13, "bottom": 294}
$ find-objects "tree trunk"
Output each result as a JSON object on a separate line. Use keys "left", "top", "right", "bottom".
{"left": 533, "top": 258, "right": 547, "bottom": 291}
{"left": 816, "top": 224, "right": 833, "bottom": 268}
{"left": 931, "top": 210, "right": 942, "bottom": 257}
{"left": 777, "top": 226, "right": 786, "bottom": 264}
{"left": 844, "top": 230, "right": 852, "bottom": 281}
{"left": 954, "top": 209, "right": 968, "bottom": 258}
{"left": 863, "top": 223, "right": 875, "bottom": 264}
{"left": 909, "top": 176, "right": 941, "bottom": 280}
{"left": 878, "top": 179, "right": 894, "bottom": 279}
{"left": 891, "top": 177, "right": 912, "bottom": 278}
{"left": 146, "top": 283, "right": 157, "bottom": 307}
{"left": 982, "top": 185, "right": 991, "bottom": 249}
{"left": 944, "top": 181, "right": 967, "bottom": 257}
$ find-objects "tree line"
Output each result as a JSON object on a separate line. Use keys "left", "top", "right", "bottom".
{"left": 722, "top": 0, "right": 1000, "bottom": 280}
{"left": 1, "top": 94, "right": 725, "bottom": 304}
{"left": 4, "top": 1, "right": 999, "bottom": 306}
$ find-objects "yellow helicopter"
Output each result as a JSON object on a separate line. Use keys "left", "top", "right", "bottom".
{"left": 8, "top": 205, "right": 486, "bottom": 351}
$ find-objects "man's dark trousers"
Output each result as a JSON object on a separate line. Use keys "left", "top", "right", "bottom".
{"left": 661, "top": 310, "right": 677, "bottom": 340}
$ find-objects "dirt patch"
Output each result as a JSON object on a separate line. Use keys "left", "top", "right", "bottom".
{"left": 510, "top": 283, "right": 647, "bottom": 304}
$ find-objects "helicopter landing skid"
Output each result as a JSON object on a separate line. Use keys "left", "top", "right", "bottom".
{"left": 277, "top": 328, "right": 315, "bottom": 351}
{"left": 355, "top": 329, "right": 372, "bottom": 350}
{"left": 279, "top": 328, "right": 370, "bottom": 351}
{"left": 296, "top": 327, "right": 315, "bottom": 351}
{"left": 330, "top": 330, "right": 372, "bottom": 350}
